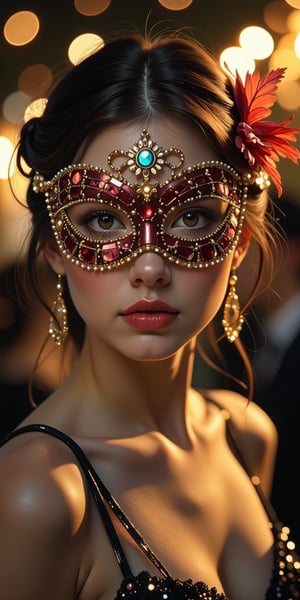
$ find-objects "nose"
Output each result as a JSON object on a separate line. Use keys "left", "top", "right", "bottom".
{"left": 128, "top": 251, "right": 171, "bottom": 288}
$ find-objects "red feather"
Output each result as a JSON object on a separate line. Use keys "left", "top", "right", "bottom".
{"left": 230, "top": 67, "right": 300, "bottom": 197}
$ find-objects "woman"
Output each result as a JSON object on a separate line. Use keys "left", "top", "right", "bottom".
{"left": 0, "top": 33, "right": 299, "bottom": 600}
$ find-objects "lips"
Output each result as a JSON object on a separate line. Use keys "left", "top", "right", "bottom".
{"left": 120, "top": 299, "right": 179, "bottom": 330}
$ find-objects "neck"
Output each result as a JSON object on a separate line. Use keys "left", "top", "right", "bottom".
{"left": 68, "top": 335, "right": 197, "bottom": 439}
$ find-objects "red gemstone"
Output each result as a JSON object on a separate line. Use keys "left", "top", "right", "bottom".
{"left": 175, "top": 179, "right": 190, "bottom": 195}
{"left": 199, "top": 243, "right": 216, "bottom": 261}
{"left": 194, "top": 172, "right": 208, "bottom": 186}
{"left": 70, "top": 186, "right": 81, "bottom": 199}
{"left": 64, "top": 234, "right": 77, "bottom": 253}
{"left": 60, "top": 190, "right": 69, "bottom": 205}
{"left": 119, "top": 235, "right": 133, "bottom": 250}
{"left": 87, "top": 172, "right": 109, "bottom": 190}
{"left": 160, "top": 186, "right": 178, "bottom": 204}
{"left": 219, "top": 234, "right": 230, "bottom": 249}
{"left": 160, "top": 179, "right": 191, "bottom": 205}
{"left": 72, "top": 171, "right": 82, "bottom": 185}
{"left": 210, "top": 167, "right": 222, "bottom": 179}
{"left": 102, "top": 243, "right": 119, "bottom": 262}
{"left": 140, "top": 204, "right": 154, "bottom": 219}
{"left": 177, "top": 244, "right": 195, "bottom": 261}
{"left": 145, "top": 207, "right": 153, "bottom": 219}
{"left": 105, "top": 179, "right": 122, "bottom": 196}
{"left": 198, "top": 183, "right": 213, "bottom": 195}
{"left": 164, "top": 234, "right": 178, "bottom": 248}
{"left": 80, "top": 247, "right": 97, "bottom": 264}
{"left": 89, "top": 179, "right": 101, "bottom": 188}
{"left": 118, "top": 186, "right": 135, "bottom": 205}
{"left": 215, "top": 182, "right": 229, "bottom": 196}
{"left": 226, "top": 225, "right": 235, "bottom": 238}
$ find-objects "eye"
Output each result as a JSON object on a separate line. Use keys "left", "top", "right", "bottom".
{"left": 83, "top": 210, "right": 125, "bottom": 232}
{"left": 66, "top": 203, "right": 132, "bottom": 240}
{"left": 174, "top": 209, "right": 206, "bottom": 229}
{"left": 167, "top": 199, "right": 230, "bottom": 240}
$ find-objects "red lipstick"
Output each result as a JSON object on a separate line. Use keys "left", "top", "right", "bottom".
{"left": 120, "top": 300, "right": 179, "bottom": 330}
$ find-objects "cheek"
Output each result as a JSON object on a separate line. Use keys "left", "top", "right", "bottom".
{"left": 180, "top": 261, "right": 231, "bottom": 327}
{"left": 63, "top": 264, "right": 116, "bottom": 323}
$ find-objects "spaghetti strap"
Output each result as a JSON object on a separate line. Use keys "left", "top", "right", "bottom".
{"left": 225, "top": 419, "right": 279, "bottom": 525}
{"left": 1, "top": 424, "right": 133, "bottom": 578}
{"left": 1, "top": 424, "right": 172, "bottom": 579}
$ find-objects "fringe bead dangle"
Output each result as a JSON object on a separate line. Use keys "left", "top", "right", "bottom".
{"left": 49, "top": 273, "right": 68, "bottom": 346}
{"left": 222, "top": 269, "right": 244, "bottom": 342}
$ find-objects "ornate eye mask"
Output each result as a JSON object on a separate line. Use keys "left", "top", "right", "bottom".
{"left": 33, "top": 130, "right": 249, "bottom": 271}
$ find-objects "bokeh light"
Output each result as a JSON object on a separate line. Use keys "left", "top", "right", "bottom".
{"left": 18, "top": 64, "right": 53, "bottom": 100}
{"left": 68, "top": 33, "right": 105, "bottom": 65}
{"left": 24, "top": 98, "right": 48, "bottom": 122}
{"left": 263, "top": 1, "right": 291, "bottom": 34}
{"left": 285, "top": 0, "right": 300, "bottom": 8}
{"left": 269, "top": 47, "right": 300, "bottom": 80}
{"left": 220, "top": 47, "right": 255, "bottom": 80}
{"left": 157, "top": 0, "right": 194, "bottom": 9}
{"left": 277, "top": 31, "right": 298, "bottom": 50}
{"left": 276, "top": 79, "right": 300, "bottom": 109}
{"left": 3, "top": 11, "right": 39, "bottom": 46}
{"left": 2, "top": 92, "right": 30, "bottom": 124}
{"left": 286, "top": 8, "right": 300, "bottom": 32}
{"left": 74, "top": 0, "right": 112, "bottom": 15}
{"left": 239, "top": 26, "right": 274, "bottom": 60}
{"left": 295, "top": 32, "right": 300, "bottom": 57}
{"left": 0, "top": 137, "right": 14, "bottom": 179}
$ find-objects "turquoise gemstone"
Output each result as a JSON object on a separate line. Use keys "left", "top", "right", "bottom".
{"left": 137, "top": 148, "right": 155, "bottom": 168}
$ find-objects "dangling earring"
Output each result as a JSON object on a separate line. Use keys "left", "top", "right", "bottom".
{"left": 49, "top": 273, "right": 68, "bottom": 346}
{"left": 222, "top": 268, "right": 244, "bottom": 343}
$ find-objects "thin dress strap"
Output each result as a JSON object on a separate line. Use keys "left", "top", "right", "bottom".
{"left": 225, "top": 418, "right": 279, "bottom": 524}
{"left": 0, "top": 424, "right": 172, "bottom": 580}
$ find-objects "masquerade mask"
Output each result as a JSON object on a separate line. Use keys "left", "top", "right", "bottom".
{"left": 33, "top": 130, "right": 249, "bottom": 271}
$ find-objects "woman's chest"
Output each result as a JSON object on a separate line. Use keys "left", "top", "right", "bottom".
{"left": 75, "top": 438, "right": 273, "bottom": 600}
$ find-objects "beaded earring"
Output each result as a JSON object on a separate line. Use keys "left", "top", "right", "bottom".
{"left": 49, "top": 273, "right": 68, "bottom": 346}
{"left": 222, "top": 268, "right": 244, "bottom": 342}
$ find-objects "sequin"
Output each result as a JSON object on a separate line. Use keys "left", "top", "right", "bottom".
{"left": 265, "top": 521, "right": 300, "bottom": 599}
{"left": 116, "top": 571, "right": 227, "bottom": 600}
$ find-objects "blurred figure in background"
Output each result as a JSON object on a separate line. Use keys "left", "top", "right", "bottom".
{"left": 0, "top": 260, "right": 75, "bottom": 438}
{"left": 252, "top": 198, "right": 300, "bottom": 547}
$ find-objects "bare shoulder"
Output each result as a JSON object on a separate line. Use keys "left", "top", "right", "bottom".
{"left": 0, "top": 431, "right": 86, "bottom": 598}
{"left": 201, "top": 388, "right": 278, "bottom": 495}
{"left": 0, "top": 430, "right": 86, "bottom": 531}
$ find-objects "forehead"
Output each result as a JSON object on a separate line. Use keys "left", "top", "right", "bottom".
{"left": 78, "top": 118, "right": 221, "bottom": 179}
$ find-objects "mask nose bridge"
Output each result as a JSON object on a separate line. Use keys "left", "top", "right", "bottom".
{"left": 136, "top": 196, "right": 162, "bottom": 248}
{"left": 138, "top": 220, "right": 158, "bottom": 247}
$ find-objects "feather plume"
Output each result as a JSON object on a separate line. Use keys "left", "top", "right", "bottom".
{"left": 230, "top": 67, "right": 300, "bottom": 197}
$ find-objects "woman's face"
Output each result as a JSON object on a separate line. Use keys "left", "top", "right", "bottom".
{"left": 45, "top": 117, "right": 249, "bottom": 360}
